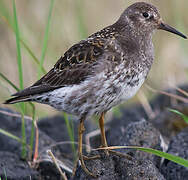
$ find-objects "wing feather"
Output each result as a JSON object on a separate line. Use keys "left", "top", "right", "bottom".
{"left": 12, "top": 38, "right": 105, "bottom": 97}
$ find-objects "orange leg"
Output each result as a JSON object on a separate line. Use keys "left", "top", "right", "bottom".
{"left": 99, "top": 112, "right": 108, "bottom": 148}
{"left": 78, "top": 118, "right": 96, "bottom": 177}
{"left": 98, "top": 112, "right": 131, "bottom": 159}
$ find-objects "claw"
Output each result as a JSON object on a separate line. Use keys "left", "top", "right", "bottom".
{"left": 83, "top": 155, "right": 101, "bottom": 160}
{"left": 79, "top": 154, "right": 97, "bottom": 177}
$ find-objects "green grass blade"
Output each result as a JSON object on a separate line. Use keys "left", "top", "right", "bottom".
{"left": 70, "top": 115, "right": 75, "bottom": 143}
{"left": 0, "top": 128, "right": 22, "bottom": 143}
{"left": 21, "top": 40, "right": 47, "bottom": 74}
{"left": 38, "top": 0, "right": 54, "bottom": 78}
{"left": 134, "top": 147, "right": 188, "bottom": 167}
{"left": 169, "top": 108, "right": 188, "bottom": 124}
{"left": 0, "top": 13, "right": 47, "bottom": 75}
{"left": 63, "top": 113, "right": 76, "bottom": 157}
{"left": 12, "top": 0, "right": 23, "bottom": 90}
{"left": 12, "top": 0, "right": 26, "bottom": 159}
{"left": 75, "top": 0, "right": 88, "bottom": 39}
{"left": 63, "top": 113, "right": 75, "bottom": 142}
{"left": 0, "top": 71, "right": 36, "bottom": 110}
{"left": 0, "top": 0, "right": 13, "bottom": 26}
{"left": 0, "top": 71, "right": 36, "bottom": 159}
{"left": 1, "top": 0, "right": 40, "bottom": 160}
{"left": 20, "top": 109, "right": 26, "bottom": 158}
{"left": 3, "top": 167, "right": 7, "bottom": 180}
{"left": 0, "top": 72, "right": 19, "bottom": 91}
{"left": 97, "top": 146, "right": 188, "bottom": 167}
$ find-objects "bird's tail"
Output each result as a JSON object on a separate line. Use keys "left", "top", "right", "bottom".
{"left": 4, "top": 95, "right": 32, "bottom": 104}
{"left": 4, "top": 84, "right": 53, "bottom": 104}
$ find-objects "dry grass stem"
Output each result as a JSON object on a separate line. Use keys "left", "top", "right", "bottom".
{"left": 175, "top": 87, "right": 188, "bottom": 97}
{"left": 0, "top": 109, "right": 32, "bottom": 120}
{"left": 33, "top": 121, "right": 39, "bottom": 163}
{"left": 145, "top": 84, "right": 188, "bottom": 103}
{"left": 47, "top": 150, "right": 68, "bottom": 180}
{"left": 137, "top": 90, "right": 156, "bottom": 119}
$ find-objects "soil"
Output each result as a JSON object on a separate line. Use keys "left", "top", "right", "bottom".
{"left": 0, "top": 84, "right": 188, "bottom": 180}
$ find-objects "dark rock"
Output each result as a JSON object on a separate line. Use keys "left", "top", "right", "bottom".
{"left": 73, "top": 151, "right": 165, "bottom": 180}
{"left": 161, "top": 128, "right": 188, "bottom": 180}
{"left": 0, "top": 151, "right": 39, "bottom": 180}
{"left": 108, "top": 120, "right": 164, "bottom": 167}
{"left": 37, "top": 157, "right": 74, "bottom": 180}
{"left": 37, "top": 160, "right": 63, "bottom": 180}
{"left": 0, "top": 108, "right": 57, "bottom": 155}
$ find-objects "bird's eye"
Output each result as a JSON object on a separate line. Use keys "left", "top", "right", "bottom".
{"left": 142, "top": 12, "right": 149, "bottom": 18}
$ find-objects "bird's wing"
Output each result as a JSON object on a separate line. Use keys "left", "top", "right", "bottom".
{"left": 12, "top": 37, "right": 111, "bottom": 97}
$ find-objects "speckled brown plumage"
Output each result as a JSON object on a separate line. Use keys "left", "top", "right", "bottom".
{"left": 5, "top": 2, "right": 186, "bottom": 117}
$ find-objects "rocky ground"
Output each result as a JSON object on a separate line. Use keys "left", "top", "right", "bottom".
{"left": 0, "top": 85, "right": 188, "bottom": 180}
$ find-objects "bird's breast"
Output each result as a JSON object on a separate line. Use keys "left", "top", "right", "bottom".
{"left": 89, "top": 61, "right": 149, "bottom": 113}
{"left": 107, "top": 64, "right": 148, "bottom": 104}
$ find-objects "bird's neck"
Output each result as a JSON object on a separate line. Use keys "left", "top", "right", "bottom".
{"left": 113, "top": 22, "right": 154, "bottom": 69}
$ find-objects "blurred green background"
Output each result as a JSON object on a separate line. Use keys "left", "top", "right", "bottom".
{"left": 0, "top": 0, "right": 187, "bottom": 118}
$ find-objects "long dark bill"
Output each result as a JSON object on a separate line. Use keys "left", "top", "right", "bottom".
{"left": 158, "top": 22, "right": 187, "bottom": 39}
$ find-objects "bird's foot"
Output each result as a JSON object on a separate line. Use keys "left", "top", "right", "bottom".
{"left": 79, "top": 153, "right": 98, "bottom": 178}
{"left": 83, "top": 154, "right": 101, "bottom": 160}
{"left": 74, "top": 149, "right": 132, "bottom": 178}
{"left": 108, "top": 149, "right": 132, "bottom": 160}
{"left": 97, "top": 144, "right": 132, "bottom": 160}
{"left": 98, "top": 148, "right": 132, "bottom": 160}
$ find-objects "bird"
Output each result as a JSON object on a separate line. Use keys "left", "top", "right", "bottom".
{"left": 5, "top": 1, "right": 187, "bottom": 177}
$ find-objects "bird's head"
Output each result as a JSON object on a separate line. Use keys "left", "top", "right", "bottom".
{"left": 119, "top": 2, "right": 187, "bottom": 39}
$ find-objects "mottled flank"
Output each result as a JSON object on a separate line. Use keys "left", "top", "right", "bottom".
{"left": 5, "top": 2, "right": 186, "bottom": 119}
{"left": 33, "top": 63, "right": 148, "bottom": 118}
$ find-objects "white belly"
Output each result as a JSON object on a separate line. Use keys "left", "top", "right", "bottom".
{"left": 35, "top": 64, "right": 148, "bottom": 118}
